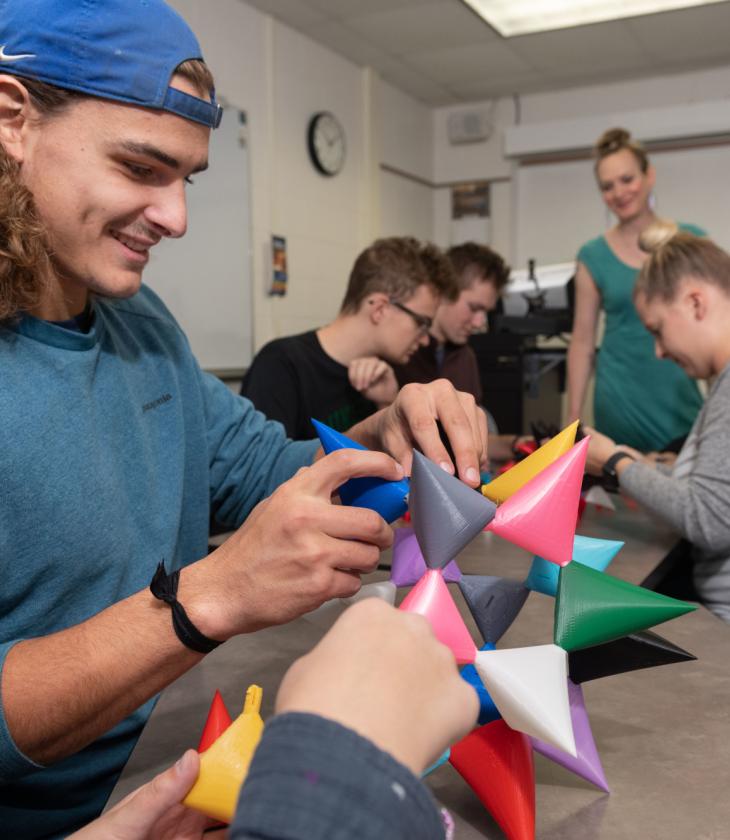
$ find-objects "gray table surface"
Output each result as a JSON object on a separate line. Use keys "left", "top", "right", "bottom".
{"left": 109, "top": 499, "right": 730, "bottom": 838}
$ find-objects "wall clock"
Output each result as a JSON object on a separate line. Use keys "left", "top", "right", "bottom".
{"left": 307, "top": 111, "right": 346, "bottom": 176}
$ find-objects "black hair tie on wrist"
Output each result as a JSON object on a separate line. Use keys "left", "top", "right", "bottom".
{"left": 150, "top": 561, "right": 222, "bottom": 654}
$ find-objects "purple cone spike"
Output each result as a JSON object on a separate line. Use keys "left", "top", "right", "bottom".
{"left": 391, "top": 527, "right": 461, "bottom": 586}
{"left": 530, "top": 679, "right": 609, "bottom": 792}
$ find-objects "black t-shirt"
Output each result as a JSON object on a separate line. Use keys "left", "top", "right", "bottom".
{"left": 240, "top": 330, "right": 377, "bottom": 440}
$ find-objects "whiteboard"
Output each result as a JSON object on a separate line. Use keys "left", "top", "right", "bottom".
{"left": 143, "top": 109, "right": 253, "bottom": 373}
{"left": 514, "top": 144, "right": 730, "bottom": 270}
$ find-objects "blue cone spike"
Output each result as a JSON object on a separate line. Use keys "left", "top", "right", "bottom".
{"left": 311, "top": 419, "right": 410, "bottom": 523}
{"left": 460, "top": 643, "right": 501, "bottom": 725}
{"left": 410, "top": 450, "right": 497, "bottom": 569}
{"left": 422, "top": 748, "right": 450, "bottom": 777}
{"left": 525, "top": 534, "right": 624, "bottom": 597}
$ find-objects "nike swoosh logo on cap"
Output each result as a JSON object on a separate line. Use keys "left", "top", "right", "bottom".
{"left": 0, "top": 46, "right": 36, "bottom": 62}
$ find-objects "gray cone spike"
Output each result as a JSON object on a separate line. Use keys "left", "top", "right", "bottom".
{"left": 410, "top": 450, "right": 497, "bottom": 569}
{"left": 458, "top": 575, "right": 530, "bottom": 645}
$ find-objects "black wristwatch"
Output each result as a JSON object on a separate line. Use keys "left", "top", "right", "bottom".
{"left": 602, "top": 451, "right": 636, "bottom": 491}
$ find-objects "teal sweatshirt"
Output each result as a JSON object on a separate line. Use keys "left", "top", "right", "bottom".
{"left": 0, "top": 286, "right": 317, "bottom": 837}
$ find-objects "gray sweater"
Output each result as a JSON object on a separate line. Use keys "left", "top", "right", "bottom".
{"left": 621, "top": 362, "right": 730, "bottom": 622}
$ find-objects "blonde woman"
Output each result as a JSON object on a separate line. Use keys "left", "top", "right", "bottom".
{"left": 586, "top": 225, "right": 730, "bottom": 622}
{"left": 568, "top": 128, "right": 704, "bottom": 451}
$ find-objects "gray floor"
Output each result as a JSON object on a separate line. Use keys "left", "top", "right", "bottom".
{"left": 109, "top": 499, "right": 730, "bottom": 838}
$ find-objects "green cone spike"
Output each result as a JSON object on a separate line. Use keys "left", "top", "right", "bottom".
{"left": 554, "top": 561, "right": 697, "bottom": 652}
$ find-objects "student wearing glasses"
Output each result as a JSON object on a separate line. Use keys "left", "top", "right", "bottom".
{"left": 241, "top": 237, "right": 458, "bottom": 440}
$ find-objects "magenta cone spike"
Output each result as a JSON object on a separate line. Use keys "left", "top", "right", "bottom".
{"left": 487, "top": 438, "right": 589, "bottom": 567}
{"left": 531, "top": 679, "right": 609, "bottom": 792}
{"left": 391, "top": 527, "right": 461, "bottom": 587}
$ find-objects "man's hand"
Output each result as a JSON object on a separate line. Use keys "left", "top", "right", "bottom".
{"left": 275, "top": 599, "right": 478, "bottom": 775}
{"left": 346, "top": 380, "right": 488, "bottom": 487}
{"left": 69, "top": 751, "right": 220, "bottom": 840}
{"left": 181, "top": 450, "right": 402, "bottom": 639}
{"left": 348, "top": 356, "right": 399, "bottom": 407}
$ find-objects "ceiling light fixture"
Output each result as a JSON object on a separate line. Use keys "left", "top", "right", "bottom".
{"left": 461, "top": 0, "right": 726, "bottom": 37}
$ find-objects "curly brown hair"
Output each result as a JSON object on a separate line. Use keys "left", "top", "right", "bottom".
{"left": 0, "top": 60, "right": 214, "bottom": 323}
{"left": 340, "top": 237, "right": 458, "bottom": 314}
{"left": 593, "top": 127, "right": 649, "bottom": 175}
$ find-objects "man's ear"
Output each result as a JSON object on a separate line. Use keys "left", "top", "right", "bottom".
{"left": 0, "top": 75, "right": 33, "bottom": 164}
{"left": 367, "top": 293, "right": 389, "bottom": 324}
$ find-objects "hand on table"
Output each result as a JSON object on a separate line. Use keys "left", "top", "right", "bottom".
{"left": 69, "top": 750, "right": 223, "bottom": 840}
{"left": 348, "top": 356, "right": 399, "bottom": 407}
{"left": 275, "top": 598, "right": 478, "bottom": 775}
{"left": 584, "top": 426, "right": 639, "bottom": 475}
{"left": 347, "top": 379, "right": 488, "bottom": 487}
{"left": 181, "top": 449, "right": 401, "bottom": 638}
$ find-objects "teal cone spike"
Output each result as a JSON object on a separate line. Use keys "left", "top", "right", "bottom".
{"left": 526, "top": 535, "right": 624, "bottom": 597}
{"left": 410, "top": 450, "right": 496, "bottom": 569}
{"left": 458, "top": 575, "right": 529, "bottom": 645}
{"left": 311, "top": 419, "right": 409, "bottom": 523}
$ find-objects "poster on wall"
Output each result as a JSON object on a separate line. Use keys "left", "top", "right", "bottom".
{"left": 269, "top": 235, "right": 288, "bottom": 296}
{"left": 451, "top": 182, "right": 491, "bottom": 245}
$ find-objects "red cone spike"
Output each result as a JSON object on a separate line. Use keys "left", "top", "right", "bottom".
{"left": 399, "top": 570, "right": 477, "bottom": 664}
{"left": 450, "top": 720, "right": 535, "bottom": 840}
{"left": 197, "top": 689, "right": 233, "bottom": 753}
{"left": 487, "top": 437, "right": 589, "bottom": 567}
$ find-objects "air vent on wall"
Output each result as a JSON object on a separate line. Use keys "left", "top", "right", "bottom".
{"left": 448, "top": 109, "right": 493, "bottom": 145}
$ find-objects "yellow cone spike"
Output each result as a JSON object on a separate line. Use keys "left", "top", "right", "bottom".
{"left": 482, "top": 420, "right": 580, "bottom": 505}
{"left": 184, "top": 684, "right": 264, "bottom": 823}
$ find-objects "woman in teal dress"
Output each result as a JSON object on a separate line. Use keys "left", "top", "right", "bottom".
{"left": 567, "top": 128, "right": 704, "bottom": 452}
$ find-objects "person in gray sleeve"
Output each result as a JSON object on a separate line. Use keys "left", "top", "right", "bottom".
{"left": 585, "top": 222, "right": 730, "bottom": 623}
{"left": 70, "top": 600, "right": 477, "bottom": 840}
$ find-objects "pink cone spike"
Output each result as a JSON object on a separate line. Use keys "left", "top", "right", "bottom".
{"left": 487, "top": 437, "right": 589, "bottom": 567}
{"left": 391, "top": 527, "right": 461, "bottom": 587}
{"left": 531, "top": 679, "right": 609, "bottom": 792}
{"left": 399, "top": 570, "right": 476, "bottom": 665}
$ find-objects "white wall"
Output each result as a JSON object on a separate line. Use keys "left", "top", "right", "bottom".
{"left": 170, "top": 0, "right": 435, "bottom": 358}
{"left": 433, "top": 64, "right": 730, "bottom": 268}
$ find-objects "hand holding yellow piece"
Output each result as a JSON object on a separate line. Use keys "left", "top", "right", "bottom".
{"left": 482, "top": 420, "right": 579, "bottom": 504}
{"left": 183, "top": 684, "right": 264, "bottom": 823}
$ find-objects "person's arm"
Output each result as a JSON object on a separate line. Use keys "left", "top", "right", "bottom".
{"left": 233, "top": 599, "right": 477, "bottom": 840}
{"left": 0, "top": 449, "right": 400, "bottom": 771}
{"left": 346, "top": 379, "right": 488, "bottom": 487}
{"left": 348, "top": 356, "right": 399, "bottom": 408}
{"left": 567, "top": 263, "right": 601, "bottom": 423}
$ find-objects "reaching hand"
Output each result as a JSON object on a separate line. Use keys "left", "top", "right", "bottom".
{"left": 69, "top": 751, "right": 218, "bottom": 840}
{"left": 180, "top": 449, "right": 402, "bottom": 638}
{"left": 346, "top": 379, "right": 488, "bottom": 487}
{"left": 348, "top": 356, "right": 399, "bottom": 407}
{"left": 275, "top": 598, "right": 478, "bottom": 775}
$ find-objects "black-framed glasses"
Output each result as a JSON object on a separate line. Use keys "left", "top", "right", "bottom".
{"left": 389, "top": 299, "right": 433, "bottom": 334}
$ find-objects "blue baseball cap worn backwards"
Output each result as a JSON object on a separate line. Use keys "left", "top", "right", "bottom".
{"left": 0, "top": 0, "right": 222, "bottom": 128}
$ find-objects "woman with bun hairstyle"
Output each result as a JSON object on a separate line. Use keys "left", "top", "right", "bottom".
{"left": 586, "top": 223, "right": 730, "bottom": 622}
{"left": 567, "top": 128, "right": 704, "bottom": 452}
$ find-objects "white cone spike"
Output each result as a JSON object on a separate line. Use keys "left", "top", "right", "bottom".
{"left": 302, "top": 581, "right": 397, "bottom": 631}
{"left": 474, "top": 644, "right": 577, "bottom": 757}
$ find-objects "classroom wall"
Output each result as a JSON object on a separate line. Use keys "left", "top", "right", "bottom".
{"left": 433, "top": 64, "right": 730, "bottom": 267}
{"left": 170, "top": 0, "right": 730, "bottom": 365}
{"left": 169, "top": 0, "right": 435, "bottom": 359}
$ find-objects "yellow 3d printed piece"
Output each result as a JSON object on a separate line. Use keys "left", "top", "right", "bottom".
{"left": 482, "top": 420, "right": 579, "bottom": 504}
{"left": 183, "top": 684, "right": 264, "bottom": 823}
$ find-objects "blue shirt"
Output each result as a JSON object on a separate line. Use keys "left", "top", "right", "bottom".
{"left": 0, "top": 286, "right": 317, "bottom": 837}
